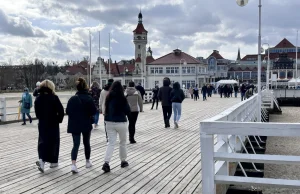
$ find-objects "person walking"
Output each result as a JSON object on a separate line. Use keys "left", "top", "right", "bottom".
{"left": 193, "top": 85, "right": 199, "bottom": 101}
{"left": 99, "top": 79, "right": 114, "bottom": 115}
{"left": 207, "top": 84, "right": 212, "bottom": 97}
{"left": 66, "top": 78, "right": 97, "bottom": 173}
{"left": 240, "top": 84, "right": 247, "bottom": 101}
{"left": 135, "top": 83, "right": 145, "bottom": 100}
{"left": 102, "top": 81, "right": 131, "bottom": 173}
{"left": 125, "top": 81, "right": 143, "bottom": 143}
{"left": 20, "top": 88, "right": 32, "bottom": 125}
{"left": 158, "top": 77, "right": 173, "bottom": 128}
{"left": 170, "top": 82, "right": 185, "bottom": 129}
{"left": 89, "top": 81, "right": 101, "bottom": 129}
{"left": 189, "top": 87, "right": 193, "bottom": 99}
{"left": 201, "top": 84, "right": 208, "bottom": 101}
{"left": 234, "top": 84, "right": 239, "bottom": 98}
{"left": 34, "top": 80, "right": 64, "bottom": 173}
{"left": 151, "top": 85, "right": 159, "bottom": 110}
{"left": 33, "top": 82, "right": 41, "bottom": 97}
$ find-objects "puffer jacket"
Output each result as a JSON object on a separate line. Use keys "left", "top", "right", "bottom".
{"left": 125, "top": 87, "right": 143, "bottom": 112}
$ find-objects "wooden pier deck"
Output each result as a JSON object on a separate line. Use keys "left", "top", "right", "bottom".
{"left": 0, "top": 96, "right": 239, "bottom": 194}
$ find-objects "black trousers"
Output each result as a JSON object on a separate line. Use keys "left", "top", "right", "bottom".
{"left": 162, "top": 106, "right": 172, "bottom": 125}
{"left": 194, "top": 94, "right": 199, "bottom": 101}
{"left": 151, "top": 98, "right": 159, "bottom": 109}
{"left": 128, "top": 112, "right": 139, "bottom": 141}
{"left": 71, "top": 131, "right": 91, "bottom": 161}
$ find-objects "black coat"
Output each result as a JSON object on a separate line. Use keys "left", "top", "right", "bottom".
{"left": 66, "top": 90, "right": 97, "bottom": 134}
{"left": 104, "top": 92, "right": 131, "bottom": 123}
{"left": 136, "top": 85, "right": 145, "bottom": 96}
{"left": 170, "top": 89, "right": 185, "bottom": 103}
{"left": 34, "top": 87, "right": 64, "bottom": 163}
{"left": 152, "top": 88, "right": 159, "bottom": 99}
{"left": 158, "top": 86, "right": 172, "bottom": 106}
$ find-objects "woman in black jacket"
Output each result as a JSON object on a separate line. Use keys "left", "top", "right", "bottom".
{"left": 34, "top": 80, "right": 64, "bottom": 173}
{"left": 66, "top": 78, "right": 97, "bottom": 173}
{"left": 151, "top": 85, "right": 159, "bottom": 110}
{"left": 170, "top": 82, "right": 185, "bottom": 129}
{"left": 102, "top": 81, "right": 131, "bottom": 173}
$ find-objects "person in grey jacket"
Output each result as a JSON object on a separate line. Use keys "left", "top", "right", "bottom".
{"left": 125, "top": 81, "right": 143, "bottom": 144}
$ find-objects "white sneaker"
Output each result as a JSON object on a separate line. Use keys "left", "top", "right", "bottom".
{"left": 50, "top": 163, "right": 58, "bottom": 168}
{"left": 36, "top": 159, "right": 45, "bottom": 173}
{"left": 94, "top": 124, "right": 99, "bottom": 129}
{"left": 86, "top": 160, "right": 93, "bottom": 168}
{"left": 174, "top": 121, "right": 179, "bottom": 129}
{"left": 71, "top": 164, "right": 79, "bottom": 173}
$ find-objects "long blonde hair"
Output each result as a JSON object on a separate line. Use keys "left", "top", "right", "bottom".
{"left": 40, "top": 79, "right": 56, "bottom": 94}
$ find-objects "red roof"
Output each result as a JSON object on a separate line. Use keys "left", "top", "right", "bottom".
{"left": 135, "top": 57, "right": 141, "bottom": 62}
{"left": 274, "top": 38, "right": 295, "bottom": 48}
{"left": 133, "top": 23, "right": 148, "bottom": 34}
{"left": 119, "top": 64, "right": 135, "bottom": 74}
{"left": 208, "top": 50, "right": 224, "bottom": 59}
{"left": 146, "top": 56, "right": 155, "bottom": 64}
{"left": 104, "top": 62, "right": 120, "bottom": 76}
{"left": 242, "top": 52, "right": 299, "bottom": 61}
{"left": 241, "top": 54, "right": 266, "bottom": 61}
{"left": 149, "top": 49, "right": 200, "bottom": 65}
{"left": 66, "top": 65, "right": 87, "bottom": 75}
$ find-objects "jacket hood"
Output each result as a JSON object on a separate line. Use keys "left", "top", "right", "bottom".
{"left": 126, "top": 87, "right": 137, "bottom": 95}
{"left": 163, "top": 78, "right": 170, "bottom": 86}
{"left": 173, "top": 82, "right": 180, "bottom": 90}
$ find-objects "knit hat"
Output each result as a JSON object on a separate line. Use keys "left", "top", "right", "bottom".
{"left": 36, "top": 82, "right": 41, "bottom": 87}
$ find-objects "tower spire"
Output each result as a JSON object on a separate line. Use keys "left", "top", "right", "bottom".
{"left": 138, "top": 9, "right": 143, "bottom": 24}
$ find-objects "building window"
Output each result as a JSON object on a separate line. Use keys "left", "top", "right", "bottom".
{"left": 97, "top": 70, "right": 99, "bottom": 74}
{"left": 138, "top": 45, "right": 141, "bottom": 49}
{"left": 125, "top": 79, "right": 132, "bottom": 85}
{"left": 150, "top": 67, "right": 163, "bottom": 74}
{"left": 138, "top": 54, "right": 141, "bottom": 58}
{"left": 102, "top": 80, "right": 107, "bottom": 87}
{"left": 182, "top": 67, "right": 195, "bottom": 74}
{"left": 166, "top": 67, "right": 179, "bottom": 74}
{"left": 182, "top": 80, "right": 196, "bottom": 89}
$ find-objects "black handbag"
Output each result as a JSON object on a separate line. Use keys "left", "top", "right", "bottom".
{"left": 24, "top": 102, "right": 30, "bottom": 109}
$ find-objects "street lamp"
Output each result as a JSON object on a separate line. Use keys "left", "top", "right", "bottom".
{"left": 236, "top": 0, "right": 262, "bottom": 123}
{"left": 262, "top": 43, "right": 270, "bottom": 90}
{"left": 180, "top": 59, "right": 187, "bottom": 86}
{"left": 124, "top": 67, "right": 128, "bottom": 85}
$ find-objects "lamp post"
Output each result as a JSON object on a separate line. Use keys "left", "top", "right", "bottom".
{"left": 123, "top": 67, "right": 128, "bottom": 85}
{"left": 180, "top": 59, "right": 187, "bottom": 86}
{"left": 262, "top": 43, "right": 270, "bottom": 90}
{"left": 236, "top": 0, "right": 261, "bottom": 122}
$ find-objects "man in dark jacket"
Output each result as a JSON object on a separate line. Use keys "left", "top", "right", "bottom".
{"left": 151, "top": 85, "right": 159, "bottom": 110}
{"left": 234, "top": 84, "right": 239, "bottom": 98}
{"left": 158, "top": 77, "right": 172, "bottom": 128}
{"left": 135, "top": 83, "right": 145, "bottom": 100}
{"left": 33, "top": 82, "right": 41, "bottom": 97}
{"left": 201, "top": 84, "right": 208, "bottom": 101}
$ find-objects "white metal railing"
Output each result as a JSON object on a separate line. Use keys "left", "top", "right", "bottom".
{"left": 200, "top": 92, "right": 300, "bottom": 194}
{"left": 0, "top": 90, "right": 155, "bottom": 122}
{"left": 273, "top": 89, "right": 300, "bottom": 98}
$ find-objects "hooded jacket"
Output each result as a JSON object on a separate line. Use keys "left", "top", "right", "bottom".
{"left": 125, "top": 87, "right": 143, "bottom": 112}
{"left": 170, "top": 83, "right": 185, "bottom": 103}
{"left": 158, "top": 79, "right": 172, "bottom": 106}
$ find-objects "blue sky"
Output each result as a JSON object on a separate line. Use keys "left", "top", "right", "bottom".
{"left": 0, "top": 0, "right": 299, "bottom": 65}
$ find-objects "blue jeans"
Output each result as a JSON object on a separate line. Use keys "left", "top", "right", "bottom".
{"left": 172, "top": 103, "right": 182, "bottom": 122}
{"left": 235, "top": 92, "right": 238, "bottom": 98}
{"left": 241, "top": 93, "right": 245, "bottom": 101}
{"left": 22, "top": 113, "right": 32, "bottom": 123}
{"left": 94, "top": 111, "right": 100, "bottom": 125}
{"left": 203, "top": 93, "right": 207, "bottom": 101}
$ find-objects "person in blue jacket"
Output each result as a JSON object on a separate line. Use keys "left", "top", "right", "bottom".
{"left": 20, "top": 88, "right": 32, "bottom": 125}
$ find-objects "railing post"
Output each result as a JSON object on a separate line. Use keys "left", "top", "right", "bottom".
{"left": 0, "top": 97, "right": 7, "bottom": 122}
{"left": 201, "top": 132, "right": 215, "bottom": 194}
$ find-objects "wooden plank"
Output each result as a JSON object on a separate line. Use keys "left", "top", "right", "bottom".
{"left": 215, "top": 175, "right": 300, "bottom": 189}
{"left": 214, "top": 152, "right": 300, "bottom": 165}
{"left": 0, "top": 96, "right": 240, "bottom": 194}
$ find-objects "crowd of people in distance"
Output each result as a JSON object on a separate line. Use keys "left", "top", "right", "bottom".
{"left": 18, "top": 76, "right": 189, "bottom": 174}
{"left": 217, "top": 83, "right": 256, "bottom": 101}
{"left": 188, "top": 84, "right": 215, "bottom": 101}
